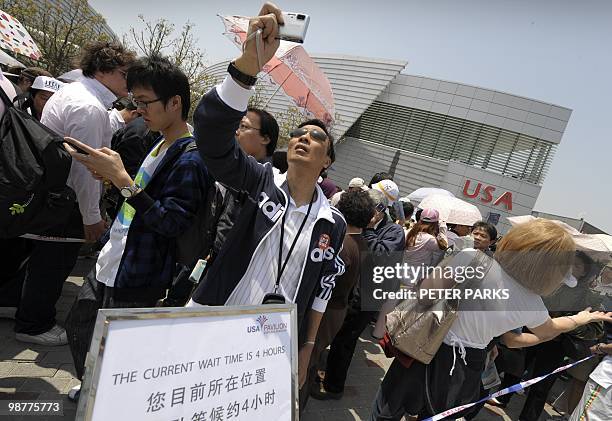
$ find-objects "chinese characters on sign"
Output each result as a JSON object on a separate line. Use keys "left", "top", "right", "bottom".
{"left": 81, "top": 307, "right": 295, "bottom": 421}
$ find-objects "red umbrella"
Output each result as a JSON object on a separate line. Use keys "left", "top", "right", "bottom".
{"left": 219, "top": 15, "right": 335, "bottom": 126}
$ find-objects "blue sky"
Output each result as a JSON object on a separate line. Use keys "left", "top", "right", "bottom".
{"left": 90, "top": 0, "right": 612, "bottom": 232}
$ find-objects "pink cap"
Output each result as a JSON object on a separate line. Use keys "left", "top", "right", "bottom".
{"left": 420, "top": 208, "right": 439, "bottom": 223}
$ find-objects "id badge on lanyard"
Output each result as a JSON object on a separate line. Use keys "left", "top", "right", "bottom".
{"left": 261, "top": 189, "right": 315, "bottom": 305}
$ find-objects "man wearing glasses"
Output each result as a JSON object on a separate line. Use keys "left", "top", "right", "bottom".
{"left": 62, "top": 53, "right": 211, "bottom": 400}
{"left": 206, "top": 108, "right": 279, "bottom": 266}
{"left": 188, "top": 3, "right": 346, "bottom": 394}
{"left": 13, "top": 42, "right": 135, "bottom": 347}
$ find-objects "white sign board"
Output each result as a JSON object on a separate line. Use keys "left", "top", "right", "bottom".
{"left": 77, "top": 305, "right": 298, "bottom": 421}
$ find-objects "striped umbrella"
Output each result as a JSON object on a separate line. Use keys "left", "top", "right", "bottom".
{"left": 0, "top": 9, "right": 42, "bottom": 60}
{"left": 219, "top": 15, "right": 335, "bottom": 127}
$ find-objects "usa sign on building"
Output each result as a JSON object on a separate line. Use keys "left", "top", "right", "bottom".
{"left": 438, "top": 161, "right": 542, "bottom": 234}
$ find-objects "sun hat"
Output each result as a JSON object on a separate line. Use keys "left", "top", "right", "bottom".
{"left": 31, "top": 76, "right": 64, "bottom": 93}
{"left": 372, "top": 179, "right": 399, "bottom": 204}
{"left": 348, "top": 177, "right": 368, "bottom": 190}
{"left": 419, "top": 208, "right": 439, "bottom": 223}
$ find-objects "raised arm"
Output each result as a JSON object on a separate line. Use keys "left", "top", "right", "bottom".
{"left": 193, "top": 3, "right": 283, "bottom": 197}
{"left": 502, "top": 309, "right": 612, "bottom": 348}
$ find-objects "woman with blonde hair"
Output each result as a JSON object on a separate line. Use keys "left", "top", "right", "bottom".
{"left": 370, "top": 220, "right": 612, "bottom": 421}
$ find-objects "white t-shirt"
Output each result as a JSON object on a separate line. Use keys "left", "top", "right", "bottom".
{"left": 589, "top": 355, "right": 612, "bottom": 389}
{"left": 442, "top": 249, "right": 550, "bottom": 349}
{"left": 96, "top": 140, "right": 168, "bottom": 287}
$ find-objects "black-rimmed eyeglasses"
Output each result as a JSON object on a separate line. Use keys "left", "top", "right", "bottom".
{"left": 238, "top": 122, "right": 261, "bottom": 132}
{"left": 128, "top": 92, "right": 163, "bottom": 110}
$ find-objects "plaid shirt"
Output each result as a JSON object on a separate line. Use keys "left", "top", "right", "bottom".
{"left": 101, "top": 135, "right": 210, "bottom": 299}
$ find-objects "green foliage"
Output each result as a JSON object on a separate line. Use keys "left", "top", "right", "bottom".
{"left": 124, "top": 15, "right": 219, "bottom": 122}
{"left": 274, "top": 106, "right": 308, "bottom": 150}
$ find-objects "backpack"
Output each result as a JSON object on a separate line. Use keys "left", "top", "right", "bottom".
{"left": 0, "top": 87, "right": 75, "bottom": 238}
{"left": 175, "top": 142, "right": 224, "bottom": 267}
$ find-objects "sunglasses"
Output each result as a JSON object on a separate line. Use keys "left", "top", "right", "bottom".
{"left": 289, "top": 127, "right": 328, "bottom": 142}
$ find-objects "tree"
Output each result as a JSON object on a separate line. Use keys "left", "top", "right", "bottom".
{"left": 0, "top": 0, "right": 113, "bottom": 74}
{"left": 274, "top": 106, "right": 308, "bottom": 150}
{"left": 124, "top": 15, "right": 218, "bottom": 122}
{"left": 247, "top": 80, "right": 269, "bottom": 110}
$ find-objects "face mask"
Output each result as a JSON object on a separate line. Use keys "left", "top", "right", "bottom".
{"left": 562, "top": 272, "right": 578, "bottom": 288}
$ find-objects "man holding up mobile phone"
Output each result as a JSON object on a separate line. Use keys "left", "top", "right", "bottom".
{"left": 187, "top": 2, "right": 346, "bottom": 392}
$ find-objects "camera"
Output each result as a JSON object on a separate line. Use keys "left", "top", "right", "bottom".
{"left": 277, "top": 12, "right": 310, "bottom": 43}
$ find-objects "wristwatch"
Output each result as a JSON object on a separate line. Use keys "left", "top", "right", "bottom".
{"left": 227, "top": 61, "right": 257, "bottom": 86}
{"left": 120, "top": 184, "right": 142, "bottom": 198}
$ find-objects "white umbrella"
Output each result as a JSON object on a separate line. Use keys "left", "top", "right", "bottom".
{"left": 507, "top": 215, "right": 612, "bottom": 263}
{"left": 58, "top": 68, "right": 82, "bottom": 82}
{"left": 507, "top": 215, "right": 580, "bottom": 234}
{"left": 419, "top": 194, "right": 482, "bottom": 226}
{"left": 407, "top": 187, "right": 454, "bottom": 205}
{"left": 0, "top": 49, "right": 24, "bottom": 68}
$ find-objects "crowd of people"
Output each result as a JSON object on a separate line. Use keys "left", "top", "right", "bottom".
{"left": 1, "top": 3, "right": 611, "bottom": 420}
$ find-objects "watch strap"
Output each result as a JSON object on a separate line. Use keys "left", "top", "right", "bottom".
{"left": 227, "top": 61, "right": 257, "bottom": 86}
{"left": 121, "top": 184, "right": 142, "bottom": 198}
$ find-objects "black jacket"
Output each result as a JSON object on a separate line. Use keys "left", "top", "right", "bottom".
{"left": 362, "top": 214, "right": 406, "bottom": 255}
{"left": 191, "top": 82, "right": 347, "bottom": 341}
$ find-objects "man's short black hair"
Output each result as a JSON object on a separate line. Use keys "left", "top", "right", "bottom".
{"left": 297, "top": 119, "right": 335, "bottom": 164}
{"left": 369, "top": 172, "right": 393, "bottom": 187}
{"left": 401, "top": 201, "right": 415, "bottom": 219}
{"left": 472, "top": 221, "right": 498, "bottom": 241}
{"left": 18, "top": 67, "right": 52, "bottom": 84}
{"left": 337, "top": 190, "right": 375, "bottom": 229}
{"left": 414, "top": 208, "right": 423, "bottom": 222}
{"left": 80, "top": 41, "right": 136, "bottom": 78}
{"left": 272, "top": 150, "right": 288, "bottom": 173}
{"left": 127, "top": 54, "right": 191, "bottom": 120}
{"left": 248, "top": 107, "right": 278, "bottom": 157}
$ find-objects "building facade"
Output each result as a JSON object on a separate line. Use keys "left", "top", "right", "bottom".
{"left": 207, "top": 55, "right": 571, "bottom": 233}
{"left": 32, "top": 0, "right": 117, "bottom": 40}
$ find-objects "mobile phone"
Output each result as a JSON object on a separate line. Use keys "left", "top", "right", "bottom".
{"left": 65, "top": 141, "right": 89, "bottom": 155}
{"left": 277, "top": 12, "right": 310, "bottom": 43}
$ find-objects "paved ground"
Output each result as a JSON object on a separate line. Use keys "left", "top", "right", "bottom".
{"left": 1, "top": 259, "right": 568, "bottom": 420}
